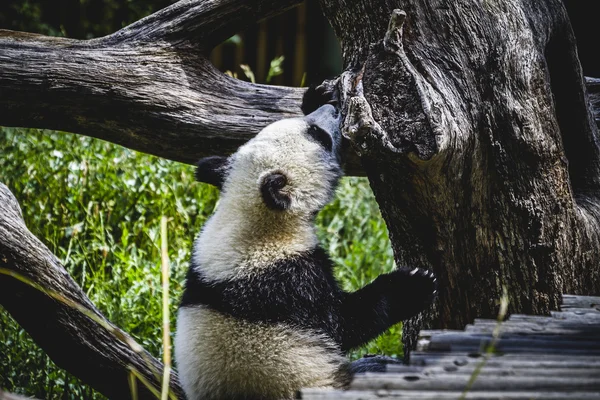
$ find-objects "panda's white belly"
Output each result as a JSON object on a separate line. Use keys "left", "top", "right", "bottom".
{"left": 175, "top": 305, "right": 347, "bottom": 400}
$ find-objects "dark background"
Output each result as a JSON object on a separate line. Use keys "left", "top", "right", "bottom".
{"left": 0, "top": 0, "right": 598, "bottom": 83}
{"left": 0, "top": 0, "right": 343, "bottom": 86}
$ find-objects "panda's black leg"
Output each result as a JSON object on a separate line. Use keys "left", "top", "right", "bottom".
{"left": 339, "top": 267, "right": 437, "bottom": 351}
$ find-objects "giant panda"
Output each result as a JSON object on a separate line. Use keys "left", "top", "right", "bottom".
{"left": 174, "top": 104, "right": 437, "bottom": 400}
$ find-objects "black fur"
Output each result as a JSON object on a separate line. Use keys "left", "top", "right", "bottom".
{"left": 301, "top": 82, "right": 338, "bottom": 116}
{"left": 181, "top": 248, "right": 437, "bottom": 352}
{"left": 307, "top": 125, "right": 333, "bottom": 152}
{"left": 196, "top": 156, "right": 229, "bottom": 189}
{"left": 260, "top": 172, "right": 291, "bottom": 210}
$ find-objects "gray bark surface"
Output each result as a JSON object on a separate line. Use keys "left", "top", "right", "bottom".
{"left": 302, "top": 295, "right": 600, "bottom": 399}
{"left": 0, "top": 183, "right": 183, "bottom": 399}
{"left": 0, "top": 0, "right": 304, "bottom": 165}
{"left": 316, "top": 0, "right": 600, "bottom": 352}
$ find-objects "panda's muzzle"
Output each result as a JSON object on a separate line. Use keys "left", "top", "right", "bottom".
{"left": 305, "top": 104, "right": 342, "bottom": 155}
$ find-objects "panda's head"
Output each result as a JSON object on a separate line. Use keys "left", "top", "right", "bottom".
{"left": 195, "top": 105, "right": 342, "bottom": 220}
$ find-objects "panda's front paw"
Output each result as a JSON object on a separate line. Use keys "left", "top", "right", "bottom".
{"left": 400, "top": 267, "right": 438, "bottom": 300}
{"left": 384, "top": 267, "right": 438, "bottom": 319}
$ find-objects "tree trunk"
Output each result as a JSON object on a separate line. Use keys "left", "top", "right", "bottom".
{"left": 1, "top": 0, "right": 600, "bottom": 395}
{"left": 317, "top": 0, "right": 600, "bottom": 351}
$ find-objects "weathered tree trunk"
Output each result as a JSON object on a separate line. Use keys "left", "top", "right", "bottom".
{"left": 1, "top": 0, "right": 600, "bottom": 395}
{"left": 317, "top": 0, "right": 600, "bottom": 350}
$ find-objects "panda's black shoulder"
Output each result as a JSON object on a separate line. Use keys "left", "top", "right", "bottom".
{"left": 265, "top": 247, "right": 337, "bottom": 288}
{"left": 180, "top": 246, "right": 337, "bottom": 309}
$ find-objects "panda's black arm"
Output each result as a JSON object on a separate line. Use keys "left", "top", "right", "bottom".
{"left": 339, "top": 267, "right": 436, "bottom": 352}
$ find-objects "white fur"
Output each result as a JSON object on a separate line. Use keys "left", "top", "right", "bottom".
{"left": 175, "top": 306, "right": 347, "bottom": 400}
{"left": 193, "top": 117, "right": 339, "bottom": 281}
{"left": 177, "top": 116, "right": 344, "bottom": 399}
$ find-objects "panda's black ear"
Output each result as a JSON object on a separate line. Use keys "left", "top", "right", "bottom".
{"left": 195, "top": 156, "right": 229, "bottom": 189}
{"left": 301, "top": 82, "right": 338, "bottom": 115}
{"left": 260, "top": 172, "right": 291, "bottom": 211}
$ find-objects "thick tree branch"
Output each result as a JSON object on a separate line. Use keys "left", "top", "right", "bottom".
{"left": 0, "top": 183, "right": 183, "bottom": 400}
{"left": 0, "top": 0, "right": 305, "bottom": 166}
{"left": 110, "top": 0, "right": 301, "bottom": 48}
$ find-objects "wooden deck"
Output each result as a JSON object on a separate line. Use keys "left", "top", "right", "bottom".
{"left": 302, "top": 295, "right": 600, "bottom": 400}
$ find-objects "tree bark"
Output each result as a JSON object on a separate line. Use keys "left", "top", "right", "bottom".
{"left": 318, "top": 0, "right": 600, "bottom": 352}
{"left": 0, "top": 390, "right": 39, "bottom": 400}
{"left": 0, "top": 0, "right": 304, "bottom": 166}
{"left": 0, "top": 184, "right": 183, "bottom": 399}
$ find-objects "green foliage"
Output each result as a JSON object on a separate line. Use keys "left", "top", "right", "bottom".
{"left": 265, "top": 56, "right": 285, "bottom": 84}
{"left": 318, "top": 178, "right": 402, "bottom": 359}
{"left": 0, "top": 127, "right": 398, "bottom": 398}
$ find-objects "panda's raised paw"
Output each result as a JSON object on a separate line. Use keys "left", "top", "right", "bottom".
{"left": 389, "top": 266, "right": 438, "bottom": 302}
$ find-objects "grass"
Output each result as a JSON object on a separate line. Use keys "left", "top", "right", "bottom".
{"left": 0, "top": 126, "right": 399, "bottom": 399}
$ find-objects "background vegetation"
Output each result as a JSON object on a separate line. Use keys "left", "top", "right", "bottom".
{"left": 0, "top": 126, "right": 397, "bottom": 399}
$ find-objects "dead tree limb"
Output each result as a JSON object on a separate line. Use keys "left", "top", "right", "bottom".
{"left": 0, "top": 0, "right": 304, "bottom": 166}
{"left": 0, "top": 183, "right": 184, "bottom": 400}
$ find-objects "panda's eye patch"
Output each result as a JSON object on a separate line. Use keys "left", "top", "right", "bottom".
{"left": 307, "top": 125, "right": 333, "bottom": 152}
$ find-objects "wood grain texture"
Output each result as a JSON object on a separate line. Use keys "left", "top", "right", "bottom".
{"left": 317, "top": 0, "right": 600, "bottom": 354}
{"left": 302, "top": 391, "right": 600, "bottom": 400}
{"left": 0, "top": 184, "right": 183, "bottom": 400}
{"left": 0, "top": 0, "right": 304, "bottom": 166}
{"left": 301, "top": 295, "right": 600, "bottom": 399}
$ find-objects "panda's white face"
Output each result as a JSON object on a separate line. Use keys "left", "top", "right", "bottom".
{"left": 222, "top": 105, "right": 342, "bottom": 217}
{"left": 193, "top": 105, "right": 342, "bottom": 280}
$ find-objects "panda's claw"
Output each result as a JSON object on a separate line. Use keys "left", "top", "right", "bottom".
{"left": 410, "top": 268, "right": 419, "bottom": 276}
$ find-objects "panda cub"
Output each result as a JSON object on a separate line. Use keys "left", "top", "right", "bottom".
{"left": 174, "top": 104, "right": 437, "bottom": 400}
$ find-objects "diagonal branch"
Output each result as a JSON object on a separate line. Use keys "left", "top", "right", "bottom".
{"left": 111, "top": 0, "right": 302, "bottom": 48}
{"left": 0, "top": 183, "right": 184, "bottom": 400}
{"left": 0, "top": 0, "right": 304, "bottom": 166}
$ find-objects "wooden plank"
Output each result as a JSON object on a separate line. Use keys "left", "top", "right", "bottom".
{"left": 349, "top": 373, "right": 600, "bottom": 391}
{"left": 409, "top": 352, "right": 600, "bottom": 369}
{"left": 420, "top": 345, "right": 600, "bottom": 356}
{"left": 562, "top": 295, "right": 600, "bottom": 309}
{"left": 301, "top": 295, "right": 600, "bottom": 399}
{"left": 418, "top": 332, "right": 600, "bottom": 353}
{"left": 471, "top": 319, "right": 600, "bottom": 331}
{"left": 464, "top": 323, "right": 600, "bottom": 337}
{"left": 386, "top": 364, "right": 600, "bottom": 377}
{"left": 509, "top": 313, "right": 600, "bottom": 323}
{"left": 301, "top": 390, "right": 600, "bottom": 400}
{"left": 553, "top": 309, "right": 600, "bottom": 316}
{"left": 424, "top": 327, "right": 600, "bottom": 338}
